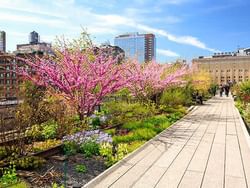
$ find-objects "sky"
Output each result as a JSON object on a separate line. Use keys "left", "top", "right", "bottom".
{"left": 0, "top": 0, "right": 250, "bottom": 63}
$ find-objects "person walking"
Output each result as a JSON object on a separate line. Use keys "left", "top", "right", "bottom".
{"left": 219, "top": 84, "right": 224, "bottom": 97}
{"left": 225, "top": 84, "right": 230, "bottom": 97}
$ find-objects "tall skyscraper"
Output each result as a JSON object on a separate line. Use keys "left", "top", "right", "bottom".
{"left": 29, "top": 31, "right": 39, "bottom": 44}
{"left": 114, "top": 32, "right": 156, "bottom": 63}
{"left": 0, "top": 31, "right": 6, "bottom": 52}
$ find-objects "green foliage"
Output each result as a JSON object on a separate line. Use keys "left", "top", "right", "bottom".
{"left": 0, "top": 147, "right": 7, "bottom": 160}
{"left": 25, "top": 124, "right": 43, "bottom": 140}
{"left": 103, "top": 101, "right": 157, "bottom": 125}
{"left": 104, "top": 129, "right": 116, "bottom": 136}
{"left": 29, "top": 139, "right": 62, "bottom": 152}
{"left": 63, "top": 141, "right": 78, "bottom": 156}
{"left": 41, "top": 120, "right": 58, "bottom": 139}
{"left": 160, "top": 87, "right": 192, "bottom": 107}
{"left": 91, "top": 117, "right": 101, "bottom": 129}
{"left": 9, "top": 181, "right": 28, "bottom": 188}
{"left": 127, "top": 141, "right": 146, "bottom": 153}
{"left": 113, "top": 128, "right": 157, "bottom": 144}
{"left": 0, "top": 164, "right": 18, "bottom": 187}
{"left": 79, "top": 141, "right": 99, "bottom": 158}
{"left": 166, "top": 112, "right": 183, "bottom": 123}
{"left": 99, "top": 143, "right": 129, "bottom": 167}
{"left": 13, "top": 156, "right": 45, "bottom": 170}
{"left": 51, "top": 182, "right": 64, "bottom": 188}
{"left": 75, "top": 164, "right": 87, "bottom": 173}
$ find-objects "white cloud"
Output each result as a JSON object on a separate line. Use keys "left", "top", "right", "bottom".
{"left": 157, "top": 49, "right": 180, "bottom": 57}
{"left": 0, "top": 12, "right": 65, "bottom": 27}
{"left": 0, "top": 0, "right": 218, "bottom": 53}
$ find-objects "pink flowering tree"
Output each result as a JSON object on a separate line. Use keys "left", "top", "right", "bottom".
{"left": 127, "top": 61, "right": 188, "bottom": 103}
{"left": 17, "top": 49, "right": 130, "bottom": 120}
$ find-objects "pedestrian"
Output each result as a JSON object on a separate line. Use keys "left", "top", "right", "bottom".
{"left": 219, "top": 84, "right": 224, "bottom": 97}
{"left": 225, "top": 84, "right": 230, "bottom": 97}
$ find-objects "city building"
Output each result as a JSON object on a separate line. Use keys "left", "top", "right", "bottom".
{"left": 0, "top": 31, "right": 6, "bottom": 53}
{"left": 16, "top": 42, "right": 52, "bottom": 55}
{"left": 0, "top": 53, "right": 18, "bottom": 99}
{"left": 97, "top": 44, "right": 125, "bottom": 63}
{"left": 193, "top": 48, "right": 250, "bottom": 85}
{"left": 114, "top": 32, "right": 156, "bottom": 63}
{"left": 29, "top": 31, "right": 40, "bottom": 44}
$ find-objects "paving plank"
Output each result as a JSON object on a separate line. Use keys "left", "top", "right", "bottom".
{"left": 178, "top": 170, "right": 203, "bottom": 188}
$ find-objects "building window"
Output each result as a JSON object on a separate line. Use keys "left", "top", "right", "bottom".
{"left": 0, "top": 73, "right": 4, "bottom": 78}
{"left": 227, "top": 69, "right": 230, "bottom": 72}
{"left": 6, "top": 80, "right": 10, "bottom": 85}
{"left": 6, "top": 73, "right": 10, "bottom": 78}
{"left": 216, "top": 70, "right": 218, "bottom": 72}
{"left": 221, "top": 70, "right": 224, "bottom": 72}
{"left": 12, "top": 73, "right": 16, "bottom": 77}
{"left": 0, "top": 80, "right": 4, "bottom": 84}
{"left": 245, "top": 69, "right": 248, "bottom": 72}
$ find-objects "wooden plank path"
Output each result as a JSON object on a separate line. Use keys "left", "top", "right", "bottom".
{"left": 84, "top": 96, "right": 250, "bottom": 188}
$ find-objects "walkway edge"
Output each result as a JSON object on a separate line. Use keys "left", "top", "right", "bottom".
{"left": 234, "top": 102, "right": 250, "bottom": 150}
{"left": 83, "top": 106, "right": 197, "bottom": 188}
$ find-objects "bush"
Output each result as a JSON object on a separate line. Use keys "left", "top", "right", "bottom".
{"left": 160, "top": 87, "right": 192, "bottom": 107}
{"left": 41, "top": 120, "right": 58, "bottom": 139}
{"left": 29, "top": 139, "right": 62, "bottom": 152}
{"left": 127, "top": 141, "right": 146, "bottom": 153}
{"left": 99, "top": 143, "right": 129, "bottom": 167}
{"left": 79, "top": 141, "right": 99, "bottom": 158}
{"left": 104, "top": 129, "right": 116, "bottom": 136}
{"left": 113, "top": 128, "right": 157, "bottom": 144}
{"left": 63, "top": 141, "right": 78, "bottom": 156}
{"left": 14, "top": 156, "right": 45, "bottom": 170}
{"left": 0, "top": 164, "right": 18, "bottom": 187}
{"left": 103, "top": 101, "right": 157, "bottom": 125}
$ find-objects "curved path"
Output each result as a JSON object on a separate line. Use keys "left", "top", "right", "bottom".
{"left": 84, "top": 96, "right": 250, "bottom": 188}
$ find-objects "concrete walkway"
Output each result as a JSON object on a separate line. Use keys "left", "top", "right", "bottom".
{"left": 85, "top": 96, "right": 250, "bottom": 188}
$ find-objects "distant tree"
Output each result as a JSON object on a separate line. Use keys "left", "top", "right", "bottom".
{"left": 127, "top": 61, "right": 188, "bottom": 103}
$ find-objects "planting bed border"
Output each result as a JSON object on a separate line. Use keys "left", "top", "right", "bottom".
{"left": 83, "top": 105, "right": 196, "bottom": 188}
{"left": 234, "top": 103, "right": 250, "bottom": 149}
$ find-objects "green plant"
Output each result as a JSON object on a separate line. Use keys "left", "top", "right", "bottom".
{"left": 79, "top": 141, "right": 99, "bottom": 158}
{"left": 41, "top": 120, "right": 58, "bottom": 139}
{"left": 99, "top": 143, "right": 129, "bottom": 167}
{"left": 51, "top": 182, "right": 64, "bottom": 188}
{"left": 160, "top": 87, "right": 192, "bottom": 107}
{"left": 25, "top": 124, "right": 43, "bottom": 140}
{"left": 14, "top": 156, "right": 45, "bottom": 170}
{"left": 29, "top": 139, "right": 62, "bottom": 152}
{"left": 0, "top": 146, "right": 7, "bottom": 160}
{"left": 104, "top": 128, "right": 116, "bottom": 136}
{"left": 91, "top": 117, "right": 101, "bottom": 129}
{"left": 0, "top": 164, "right": 18, "bottom": 187}
{"left": 63, "top": 141, "right": 78, "bottom": 155}
{"left": 127, "top": 141, "right": 146, "bottom": 153}
{"left": 75, "top": 164, "right": 87, "bottom": 173}
{"left": 9, "top": 181, "right": 28, "bottom": 188}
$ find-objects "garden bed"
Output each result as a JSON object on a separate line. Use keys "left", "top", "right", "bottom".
{"left": 20, "top": 154, "right": 106, "bottom": 188}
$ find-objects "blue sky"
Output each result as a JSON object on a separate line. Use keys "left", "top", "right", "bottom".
{"left": 0, "top": 0, "right": 250, "bottom": 62}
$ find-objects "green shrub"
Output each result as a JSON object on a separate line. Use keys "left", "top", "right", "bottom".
{"left": 25, "top": 124, "right": 43, "bottom": 140}
{"left": 75, "top": 164, "right": 87, "bottom": 173}
{"left": 113, "top": 128, "right": 157, "bottom": 144}
{"left": 122, "top": 121, "right": 143, "bottom": 130}
{"left": 160, "top": 88, "right": 192, "bottom": 107}
{"left": 0, "top": 147, "right": 7, "bottom": 160}
{"left": 0, "top": 164, "right": 18, "bottom": 187}
{"left": 103, "top": 101, "right": 157, "bottom": 125}
{"left": 79, "top": 141, "right": 99, "bottom": 158}
{"left": 104, "top": 128, "right": 116, "bottom": 136}
{"left": 14, "top": 156, "right": 45, "bottom": 170}
{"left": 63, "top": 141, "right": 78, "bottom": 155}
{"left": 127, "top": 141, "right": 146, "bottom": 153}
{"left": 41, "top": 120, "right": 58, "bottom": 139}
{"left": 99, "top": 143, "right": 129, "bottom": 167}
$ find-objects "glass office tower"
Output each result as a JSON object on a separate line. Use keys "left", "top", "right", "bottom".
{"left": 114, "top": 33, "right": 156, "bottom": 63}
